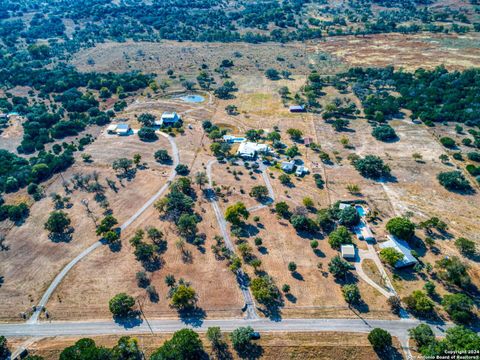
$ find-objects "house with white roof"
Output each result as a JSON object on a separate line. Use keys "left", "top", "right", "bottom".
{"left": 379, "top": 235, "right": 418, "bottom": 268}
{"left": 237, "top": 142, "right": 270, "bottom": 159}
{"left": 295, "top": 165, "right": 308, "bottom": 176}
{"left": 281, "top": 160, "right": 295, "bottom": 172}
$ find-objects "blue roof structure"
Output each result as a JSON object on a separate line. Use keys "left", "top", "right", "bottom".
{"left": 380, "top": 235, "right": 418, "bottom": 268}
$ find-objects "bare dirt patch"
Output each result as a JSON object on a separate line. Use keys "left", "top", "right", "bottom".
{"left": 316, "top": 33, "right": 480, "bottom": 71}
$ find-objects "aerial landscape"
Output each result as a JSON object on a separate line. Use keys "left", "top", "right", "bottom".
{"left": 0, "top": 0, "right": 479, "bottom": 359}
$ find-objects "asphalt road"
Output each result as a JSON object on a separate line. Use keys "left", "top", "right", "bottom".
{"left": 1, "top": 317, "right": 450, "bottom": 338}
{"left": 28, "top": 132, "right": 179, "bottom": 324}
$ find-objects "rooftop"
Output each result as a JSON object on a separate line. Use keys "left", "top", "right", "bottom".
{"left": 341, "top": 244, "right": 355, "bottom": 258}
{"left": 237, "top": 142, "right": 269, "bottom": 157}
{"left": 379, "top": 235, "right": 418, "bottom": 268}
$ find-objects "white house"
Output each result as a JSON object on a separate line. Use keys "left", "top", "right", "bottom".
{"left": 281, "top": 160, "right": 295, "bottom": 172}
{"left": 237, "top": 142, "right": 269, "bottom": 159}
{"left": 156, "top": 112, "right": 181, "bottom": 126}
{"left": 379, "top": 235, "right": 418, "bottom": 268}
{"left": 295, "top": 165, "right": 308, "bottom": 176}
{"left": 341, "top": 244, "right": 356, "bottom": 259}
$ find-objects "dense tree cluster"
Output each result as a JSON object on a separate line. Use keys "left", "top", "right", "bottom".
{"left": 342, "top": 66, "right": 480, "bottom": 128}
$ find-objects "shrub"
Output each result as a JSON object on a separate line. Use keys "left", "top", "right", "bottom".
{"left": 436, "top": 256, "right": 471, "bottom": 288}
{"left": 328, "top": 226, "right": 352, "bottom": 249}
{"left": 386, "top": 217, "right": 415, "bottom": 241}
{"left": 353, "top": 155, "right": 391, "bottom": 179}
{"left": 368, "top": 328, "right": 392, "bottom": 352}
{"left": 455, "top": 237, "right": 476, "bottom": 256}
{"left": 150, "top": 329, "right": 204, "bottom": 360}
{"left": 109, "top": 293, "right": 135, "bottom": 317}
{"left": 437, "top": 171, "right": 472, "bottom": 192}
{"left": 409, "top": 324, "right": 435, "bottom": 349}
{"left": 138, "top": 127, "right": 158, "bottom": 141}
{"left": 442, "top": 293, "right": 474, "bottom": 324}
{"left": 380, "top": 247, "right": 404, "bottom": 267}
{"left": 440, "top": 137, "right": 456, "bottom": 148}
{"left": 403, "top": 290, "right": 434, "bottom": 315}
{"left": 342, "top": 284, "right": 361, "bottom": 305}
{"left": 372, "top": 125, "right": 397, "bottom": 141}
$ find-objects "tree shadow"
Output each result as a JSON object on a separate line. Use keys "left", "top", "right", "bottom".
{"left": 285, "top": 293, "right": 297, "bottom": 303}
{"left": 234, "top": 343, "right": 264, "bottom": 360}
{"left": 178, "top": 306, "right": 206, "bottom": 327}
{"left": 291, "top": 271, "right": 304, "bottom": 281}
{"left": 108, "top": 240, "right": 122, "bottom": 252}
{"left": 313, "top": 248, "right": 325, "bottom": 257}
{"left": 48, "top": 227, "right": 74, "bottom": 243}
{"left": 258, "top": 246, "right": 269, "bottom": 255}
{"left": 373, "top": 346, "right": 403, "bottom": 360}
{"left": 113, "top": 311, "right": 143, "bottom": 328}
{"left": 142, "top": 257, "right": 164, "bottom": 272}
{"left": 0, "top": 275, "right": 3, "bottom": 288}
{"left": 213, "top": 343, "right": 234, "bottom": 360}
{"left": 241, "top": 224, "right": 260, "bottom": 238}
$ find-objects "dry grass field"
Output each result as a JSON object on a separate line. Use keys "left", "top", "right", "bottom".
{"left": 14, "top": 332, "right": 404, "bottom": 360}
{"left": 0, "top": 131, "right": 176, "bottom": 321}
{"left": 1, "top": 29, "right": 479, "bottom": 327}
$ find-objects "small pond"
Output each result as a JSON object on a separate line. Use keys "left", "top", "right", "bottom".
{"left": 180, "top": 94, "right": 205, "bottom": 103}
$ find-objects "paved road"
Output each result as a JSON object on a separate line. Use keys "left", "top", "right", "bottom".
{"left": 206, "top": 159, "right": 258, "bottom": 319}
{"left": 28, "top": 133, "right": 179, "bottom": 324}
{"left": 0, "top": 317, "right": 450, "bottom": 339}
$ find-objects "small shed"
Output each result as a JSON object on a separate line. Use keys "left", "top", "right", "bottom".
{"left": 304, "top": 137, "right": 313, "bottom": 146}
{"left": 341, "top": 244, "right": 356, "bottom": 259}
{"left": 107, "top": 124, "right": 118, "bottom": 134}
{"left": 289, "top": 105, "right": 305, "bottom": 113}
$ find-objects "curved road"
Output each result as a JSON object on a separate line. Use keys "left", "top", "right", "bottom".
{"left": 28, "top": 132, "right": 179, "bottom": 324}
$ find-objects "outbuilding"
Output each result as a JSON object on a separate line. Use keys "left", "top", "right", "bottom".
{"left": 341, "top": 244, "right": 356, "bottom": 259}
{"left": 289, "top": 105, "right": 305, "bottom": 113}
{"left": 107, "top": 124, "right": 118, "bottom": 134}
{"left": 115, "top": 123, "right": 130, "bottom": 136}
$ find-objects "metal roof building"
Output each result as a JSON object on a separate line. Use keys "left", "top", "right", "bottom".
{"left": 379, "top": 235, "right": 418, "bottom": 268}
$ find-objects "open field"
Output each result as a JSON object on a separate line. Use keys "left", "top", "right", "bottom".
{"left": 71, "top": 33, "right": 480, "bottom": 80}
{"left": 317, "top": 33, "right": 480, "bottom": 71}
{"left": 12, "top": 331, "right": 404, "bottom": 360}
{"left": 0, "top": 132, "right": 174, "bottom": 321}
